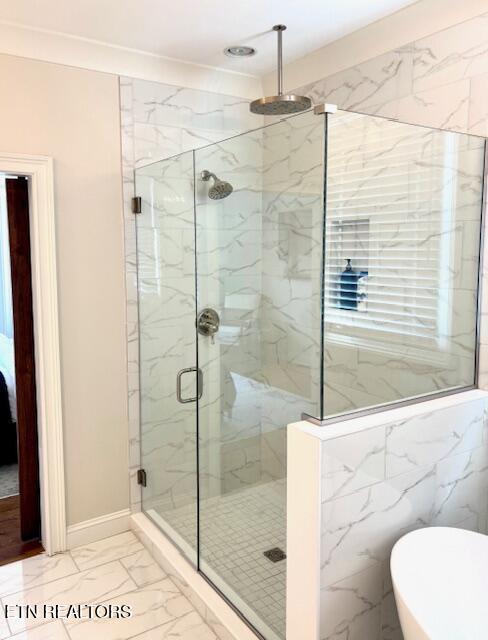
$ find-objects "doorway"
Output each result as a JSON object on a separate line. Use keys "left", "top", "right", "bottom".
{"left": 0, "top": 174, "right": 42, "bottom": 564}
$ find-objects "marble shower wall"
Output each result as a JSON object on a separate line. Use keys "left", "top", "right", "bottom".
{"left": 135, "top": 152, "right": 199, "bottom": 549}
{"left": 319, "top": 392, "right": 488, "bottom": 640}
{"left": 293, "top": 10, "right": 488, "bottom": 410}
{"left": 193, "top": 126, "right": 266, "bottom": 498}
{"left": 121, "top": 77, "right": 259, "bottom": 513}
{"left": 122, "top": 76, "right": 329, "bottom": 517}
{"left": 261, "top": 110, "right": 324, "bottom": 407}
{"left": 285, "top": 12, "right": 488, "bottom": 640}
{"left": 192, "top": 111, "right": 326, "bottom": 495}
{"left": 323, "top": 109, "right": 484, "bottom": 416}
{"left": 258, "top": 110, "right": 326, "bottom": 478}
{"left": 297, "top": 11, "right": 488, "bottom": 137}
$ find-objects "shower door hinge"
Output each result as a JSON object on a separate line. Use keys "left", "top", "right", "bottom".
{"left": 132, "top": 196, "right": 142, "bottom": 214}
{"left": 137, "top": 469, "right": 147, "bottom": 487}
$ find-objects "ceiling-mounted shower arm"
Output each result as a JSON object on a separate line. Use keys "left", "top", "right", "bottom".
{"left": 249, "top": 24, "right": 311, "bottom": 115}
{"left": 274, "top": 24, "right": 286, "bottom": 96}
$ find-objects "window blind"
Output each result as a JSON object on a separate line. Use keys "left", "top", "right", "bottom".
{"left": 324, "top": 113, "right": 454, "bottom": 347}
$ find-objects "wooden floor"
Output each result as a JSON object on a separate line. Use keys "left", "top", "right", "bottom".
{"left": 0, "top": 495, "right": 42, "bottom": 566}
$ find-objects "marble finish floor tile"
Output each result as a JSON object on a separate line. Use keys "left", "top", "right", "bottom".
{"left": 0, "top": 532, "right": 219, "bottom": 640}
{"left": 10, "top": 621, "right": 70, "bottom": 640}
{"left": 131, "top": 610, "right": 218, "bottom": 640}
{"left": 0, "top": 615, "right": 9, "bottom": 640}
{"left": 65, "top": 578, "right": 194, "bottom": 640}
{"left": 0, "top": 554, "right": 79, "bottom": 599}
{"left": 120, "top": 549, "right": 166, "bottom": 587}
{"left": 3, "top": 561, "right": 137, "bottom": 634}
{"left": 70, "top": 532, "right": 143, "bottom": 571}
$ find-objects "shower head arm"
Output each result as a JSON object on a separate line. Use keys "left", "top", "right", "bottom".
{"left": 274, "top": 25, "right": 286, "bottom": 96}
{"left": 249, "top": 23, "right": 310, "bottom": 115}
{"left": 201, "top": 170, "right": 217, "bottom": 182}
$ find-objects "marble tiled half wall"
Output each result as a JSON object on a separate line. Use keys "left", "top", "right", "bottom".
{"left": 293, "top": 10, "right": 488, "bottom": 412}
{"left": 286, "top": 391, "right": 488, "bottom": 640}
{"left": 320, "top": 392, "right": 488, "bottom": 640}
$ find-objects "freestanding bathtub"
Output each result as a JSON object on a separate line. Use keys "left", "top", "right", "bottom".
{"left": 391, "top": 527, "right": 488, "bottom": 639}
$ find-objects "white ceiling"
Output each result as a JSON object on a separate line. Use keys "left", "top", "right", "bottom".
{"left": 0, "top": 0, "right": 418, "bottom": 77}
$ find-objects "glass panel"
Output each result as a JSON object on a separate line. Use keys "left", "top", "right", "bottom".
{"left": 134, "top": 106, "right": 484, "bottom": 639}
{"left": 322, "top": 110, "right": 485, "bottom": 419}
{"left": 135, "top": 151, "right": 198, "bottom": 563}
{"left": 194, "top": 110, "right": 325, "bottom": 639}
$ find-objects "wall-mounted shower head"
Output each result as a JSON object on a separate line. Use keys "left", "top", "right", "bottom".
{"left": 201, "top": 170, "right": 233, "bottom": 200}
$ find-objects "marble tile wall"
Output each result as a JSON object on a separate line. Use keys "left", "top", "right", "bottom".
{"left": 260, "top": 110, "right": 324, "bottom": 414}
{"left": 120, "top": 77, "right": 259, "bottom": 514}
{"left": 297, "top": 12, "right": 488, "bottom": 137}
{"left": 288, "top": 11, "right": 488, "bottom": 418}
{"left": 244, "top": 110, "right": 327, "bottom": 479}
{"left": 122, "top": 77, "right": 326, "bottom": 519}
{"left": 319, "top": 393, "right": 488, "bottom": 640}
{"left": 194, "top": 126, "right": 266, "bottom": 500}
{"left": 123, "top": 8, "right": 488, "bottom": 516}
{"left": 135, "top": 152, "right": 199, "bottom": 542}
{"left": 322, "top": 109, "right": 484, "bottom": 416}
{"left": 287, "top": 12, "right": 488, "bottom": 639}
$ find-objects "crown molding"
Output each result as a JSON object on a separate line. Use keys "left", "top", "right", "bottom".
{"left": 0, "top": 20, "right": 262, "bottom": 99}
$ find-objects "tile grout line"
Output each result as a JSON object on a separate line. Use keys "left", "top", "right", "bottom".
{"left": 0, "top": 560, "right": 81, "bottom": 603}
{"left": 61, "top": 575, "right": 192, "bottom": 638}
{"left": 0, "top": 554, "right": 139, "bottom": 602}
{"left": 68, "top": 546, "right": 145, "bottom": 574}
{"left": 67, "top": 550, "right": 82, "bottom": 573}
{"left": 0, "top": 559, "right": 138, "bottom": 628}
{"left": 124, "top": 606, "right": 212, "bottom": 640}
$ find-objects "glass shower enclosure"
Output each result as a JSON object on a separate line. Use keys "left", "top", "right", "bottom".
{"left": 134, "top": 107, "right": 485, "bottom": 640}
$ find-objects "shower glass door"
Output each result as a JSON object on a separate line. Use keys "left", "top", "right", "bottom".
{"left": 135, "top": 151, "right": 198, "bottom": 565}
{"left": 194, "top": 110, "right": 325, "bottom": 640}
{"left": 135, "top": 108, "right": 326, "bottom": 640}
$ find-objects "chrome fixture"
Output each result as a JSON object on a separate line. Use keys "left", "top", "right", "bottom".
{"left": 176, "top": 367, "right": 203, "bottom": 404}
{"left": 250, "top": 25, "right": 311, "bottom": 116}
{"left": 224, "top": 45, "right": 256, "bottom": 57}
{"left": 201, "top": 170, "right": 233, "bottom": 200}
{"left": 197, "top": 308, "right": 220, "bottom": 340}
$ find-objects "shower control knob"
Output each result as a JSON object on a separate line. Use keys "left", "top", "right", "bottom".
{"left": 197, "top": 308, "right": 220, "bottom": 339}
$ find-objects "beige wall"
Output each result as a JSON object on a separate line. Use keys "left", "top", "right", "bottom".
{"left": 0, "top": 53, "right": 128, "bottom": 526}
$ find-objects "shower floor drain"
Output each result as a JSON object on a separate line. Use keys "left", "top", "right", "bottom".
{"left": 263, "top": 547, "right": 286, "bottom": 563}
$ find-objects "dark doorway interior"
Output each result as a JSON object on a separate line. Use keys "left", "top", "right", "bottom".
{"left": 0, "top": 176, "right": 42, "bottom": 565}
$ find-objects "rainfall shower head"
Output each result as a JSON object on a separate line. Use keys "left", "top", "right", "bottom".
{"left": 201, "top": 170, "right": 233, "bottom": 200}
{"left": 250, "top": 25, "right": 311, "bottom": 116}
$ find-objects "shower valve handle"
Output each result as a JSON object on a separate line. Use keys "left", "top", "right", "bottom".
{"left": 197, "top": 308, "right": 220, "bottom": 340}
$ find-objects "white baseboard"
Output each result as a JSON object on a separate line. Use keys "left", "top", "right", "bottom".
{"left": 66, "top": 508, "right": 131, "bottom": 549}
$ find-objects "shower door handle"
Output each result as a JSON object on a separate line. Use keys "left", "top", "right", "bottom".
{"left": 176, "top": 367, "right": 203, "bottom": 404}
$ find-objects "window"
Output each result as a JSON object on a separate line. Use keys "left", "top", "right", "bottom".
{"left": 324, "top": 113, "right": 477, "bottom": 363}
